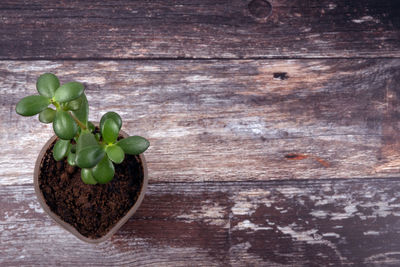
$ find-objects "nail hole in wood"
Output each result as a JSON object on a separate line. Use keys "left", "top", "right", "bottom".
{"left": 273, "top": 72, "right": 289, "bottom": 80}
{"left": 248, "top": 0, "right": 272, "bottom": 19}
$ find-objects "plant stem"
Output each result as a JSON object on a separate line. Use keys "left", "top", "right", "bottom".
{"left": 69, "top": 112, "right": 87, "bottom": 130}
{"left": 52, "top": 101, "right": 60, "bottom": 109}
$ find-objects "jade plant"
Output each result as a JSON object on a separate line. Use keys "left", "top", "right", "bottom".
{"left": 16, "top": 73, "right": 149, "bottom": 184}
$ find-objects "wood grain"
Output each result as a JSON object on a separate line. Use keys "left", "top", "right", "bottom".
{"left": 1, "top": 179, "right": 400, "bottom": 266}
{"left": 2, "top": 59, "right": 400, "bottom": 185}
{"left": 0, "top": 0, "right": 399, "bottom": 59}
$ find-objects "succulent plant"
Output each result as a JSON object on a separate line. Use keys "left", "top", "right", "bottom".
{"left": 16, "top": 73, "right": 149, "bottom": 184}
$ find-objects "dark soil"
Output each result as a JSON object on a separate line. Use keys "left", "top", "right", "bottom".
{"left": 38, "top": 139, "right": 144, "bottom": 239}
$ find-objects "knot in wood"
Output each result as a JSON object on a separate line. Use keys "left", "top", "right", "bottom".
{"left": 248, "top": 0, "right": 272, "bottom": 19}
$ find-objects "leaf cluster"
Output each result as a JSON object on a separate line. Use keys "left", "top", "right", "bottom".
{"left": 16, "top": 73, "right": 150, "bottom": 184}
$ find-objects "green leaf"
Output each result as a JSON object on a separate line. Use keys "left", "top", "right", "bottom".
{"left": 87, "top": 121, "right": 95, "bottom": 132}
{"left": 92, "top": 156, "right": 115, "bottom": 184}
{"left": 36, "top": 73, "right": 60, "bottom": 98}
{"left": 67, "top": 152, "right": 76, "bottom": 166}
{"left": 75, "top": 146, "right": 105, "bottom": 168}
{"left": 106, "top": 144, "right": 125, "bottom": 164}
{"left": 53, "top": 139, "right": 70, "bottom": 161}
{"left": 76, "top": 132, "right": 99, "bottom": 151}
{"left": 16, "top": 95, "right": 50, "bottom": 116}
{"left": 54, "top": 82, "right": 84, "bottom": 103}
{"left": 71, "top": 93, "right": 88, "bottom": 126}
{"left": 70, "top": 144, "right": 76, "bottom": 153}
{"left": 75, "top": 133, "right": 104, "bottom": 168}
{"left": 100, "top": 112, "right": 122, "bottom": 133}
{"left": 39, "top": 108, "right": 56, "bottom": 123}
{"left": 102, "top": 118, "right": 119, "bottom": 144}
{"left": 81, "top": 168, "right": 97, "bottom": 185}
{"left": 66, "top": 97, "right": 82, "bottom": 111}
{"left": 117, "top": 136, "right": 150, "bottom": 155}
{"left": 95, "top": 133, "right": 101, "bottom": 141}
{"left": 53, "top": 110, "right": 78, "bottom": 140}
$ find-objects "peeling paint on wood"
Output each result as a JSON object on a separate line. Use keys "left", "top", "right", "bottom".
{"left": 2, "top": 179, "right": 400, "bottom": 265}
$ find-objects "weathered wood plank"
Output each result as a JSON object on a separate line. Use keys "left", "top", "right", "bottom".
{"left": 2, "top": 59, "right": 400, "bottom": 184}
{"left": 2, "top": 179, "right": 400, "bottom": 266}
{"left": 0, "top": 0, "right": 399, "bottom": 59}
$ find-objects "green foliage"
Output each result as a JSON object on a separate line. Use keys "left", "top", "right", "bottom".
{"left": 53, "top": 139, "right": 71, "bottom": 161}
{"left": 100, "top": 112, "right": 122, "bottom": 132}
{"left": 66, "top": 97, "right": 82, "bottom": 111}
{"left": 117, "top": 136, "right": 150, "bottom": 155}
{"left": 92, "top": 156, "right": 115, "bottom": 184}
{"left": 77, "top": 132, "right": 98, "bottom": 149}
{"left": 71, "top": 93, "right": 89, "bottom": 126}
{"left": 16, "top": 73, "right": 150, "bottom": 185}
{"left": 54, "top": 82, "right": 84, "bottom": 103}
{"left": 39, "top": 108, "right": 56, "bottom": 123}
{"left": 16, "top": 95, "right": 50, "bottom": 116}
{"left": 36, "top": 73, "right": 60, "bottom": 98}
{"left": 67, "top": 152, "right": 76, "bottom": 166}
{"left": 102, "top": 118, "right": 119, "bottom": 144}
{"left": 53, "top": 110, "right": 78, "bottom": 140}
{"left": 106, "top": 144, "right": 125, "bottom": 164}
{"left": 75, "top": 133, "right": 104, "bottom": 168}
{"left": 81, "top": 168, "right": 97, "bottom": 185}
{"left": 87, "top": 121, "right": 95, "bottom": 132}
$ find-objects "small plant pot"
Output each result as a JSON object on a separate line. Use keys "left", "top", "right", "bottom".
{"left": 33, "top": 129, "right": 148, "bottom": 243}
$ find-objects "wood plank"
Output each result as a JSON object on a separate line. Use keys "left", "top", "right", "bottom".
{"left": 2, "top": 59, "right": 400, "bottom": 184}
{"left": 0, "top": 0, "right": 399, "bottom": 59}
{"left": 2, "top": 179, "right": 400, "bottom": 265}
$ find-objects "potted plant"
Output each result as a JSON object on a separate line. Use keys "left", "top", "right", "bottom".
{"left": 16, "top": 73, "right": 150, "bottom": 243}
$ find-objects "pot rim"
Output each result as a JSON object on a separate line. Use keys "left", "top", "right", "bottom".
{"left": 33, "top": 129, "right": 148, "bottom": 244}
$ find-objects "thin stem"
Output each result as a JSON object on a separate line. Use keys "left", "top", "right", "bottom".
{"left": 69, "top": 112, "right": 87, "bottom": 130}
{"left": 52, "top": 101, "right": 60, "bottom": 109}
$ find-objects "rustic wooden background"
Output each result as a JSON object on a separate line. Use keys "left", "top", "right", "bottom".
{"left": 1, "top": 0, "right": 400, "bottom": 266}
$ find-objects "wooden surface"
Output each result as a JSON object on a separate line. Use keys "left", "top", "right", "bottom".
{"left": 1, "top": 0, "right": 400, "bottom": 266}
{"left": 0, "top": 0, "right": 399, "bottom": 59}
{"left": 2, "top": 179, "right": 400, "bottom": 266}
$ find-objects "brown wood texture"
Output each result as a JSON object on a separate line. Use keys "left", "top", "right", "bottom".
{"left": 0, "top": 0, "right": 399, "bottom": 59}
{"left": 2, "top": 0, "right": 400, "bottom": 265}
{"left": 2, "top": 179, "right": 400, "bottom": 266}
{"left": 2, "top": 59, "right": 400, "bottom": 185}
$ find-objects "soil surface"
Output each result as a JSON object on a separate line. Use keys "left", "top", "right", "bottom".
{"left": 38, "top": 139, "right": 144, "bottom": 239}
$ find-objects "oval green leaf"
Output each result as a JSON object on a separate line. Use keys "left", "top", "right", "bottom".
{"left": 106, "top": 144, "right": 125, "bottom": 164}
{"left": 117, "top": 136, "right": 150, "bottom": 155}
{"left": 76, "top": 132, "right": 99, "bottom": 152}
{"left": 81, "top": 168, "right": 97, "bottom": 185}
{"left": 53, "top": 139, "right": 70, "bottom": 161}
{"left": 67, "top": 152, "right": 76, "bottom": 166}
{"left": 100, "top": 112, "right": 122, "bottom": 133}
{"left": 36, "top": 73, "right": 60, "bottom": 98}
{"left": 54, "top": 82, "right": 84, "bottom": 103}
{"left": 71, "top": 93, "right": 88, "bottom": 126}
{"left": 66, "top": 97, "right": 82, "bottom": 111}
{"left": 16, "top": 95, "right": 50, "bottom": 116}
{"left": 39, "top": 108, "right": 56, "bottom": 123}
{"left": 92, "top": 156, "right": 115, "bottom": 184}
{"left": 102, "top": 118, "right": 119, "bottom": 144}
{"left": 75, "top": 146, "right": 105, "bottom": 169}
{"left": 53, "top": 110, "right": 78, "bottom": 140}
